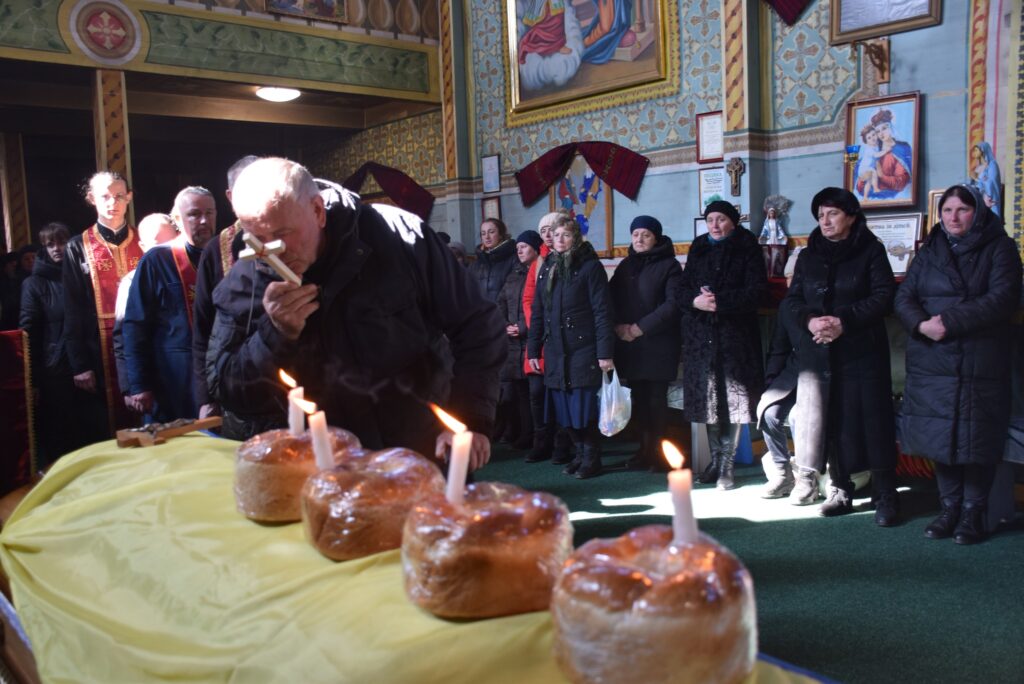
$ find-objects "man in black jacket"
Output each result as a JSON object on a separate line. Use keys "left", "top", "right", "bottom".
{"left": 206, "top": 158, "right": 504, "bottom": 470}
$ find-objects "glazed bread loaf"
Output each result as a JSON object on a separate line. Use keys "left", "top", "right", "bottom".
{"left": 301, "top": 447, "right": 445, "bottom": 561}
{"left": 402, "top": 481, "right": 573, "bottom": 618}
{"left": 552, "top": 525, "right": 757, "bottom": 684}
{"left": 234, "top": 427, "right": 360, "bottom": 522}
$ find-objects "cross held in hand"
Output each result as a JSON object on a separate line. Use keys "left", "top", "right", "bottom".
{"left": 239, "top": 232, "right": 302, "bottom": 285}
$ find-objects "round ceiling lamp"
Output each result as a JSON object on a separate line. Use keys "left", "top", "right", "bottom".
{"left": 255, "top": 86, "right": 301, "bottom": 103}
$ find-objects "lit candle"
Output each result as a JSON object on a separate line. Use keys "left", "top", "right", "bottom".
{"left": 279, "top": 369, "right": 304, "bottom": 437}
{"left": 662, "top": 440, "right": 698, "bottom": 546}
{"left": 296, "top": 397, "right": 333, "bottom": 470}
{"left": 430, "top": 404, "right": 471, "bottom": 505}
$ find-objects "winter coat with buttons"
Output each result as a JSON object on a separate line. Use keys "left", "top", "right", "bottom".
{"left": 680, "top": 227, "right": 766, "bottom": 424}
{"left": 527, "top": 242, "right": 614, "bottom": 391}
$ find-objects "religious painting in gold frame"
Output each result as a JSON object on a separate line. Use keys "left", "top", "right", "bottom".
{"left": 504, "top": 0, "right": 679, "bottom": 127}
{"left": 549, "top": 155, "right": 614, "bottom": 257}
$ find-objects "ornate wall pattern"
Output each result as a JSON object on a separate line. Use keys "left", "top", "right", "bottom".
{"left": 768, "top": 0, "right": 858, "bottom": 131}
{"left": 471, "top": 0, "right": 723, "bottom": 171}
{"left": 1014, "top": 2, "right": 1023, "bottom": 257}
{"left": 141, "top": 11, "right": 431, "bottom": 93}
{"left": 304, "top": 109, "right": 445, "bottom": 190}
{"left": 0, "top": 0, "right": 69, "bottom": 52}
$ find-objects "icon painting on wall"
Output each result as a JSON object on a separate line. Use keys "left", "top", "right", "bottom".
{"left": 505, "top": 0, "right": 675, "bottom": 126}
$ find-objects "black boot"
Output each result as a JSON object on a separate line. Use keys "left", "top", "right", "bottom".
{"left": 563, "top": 444, "right": 585, "bottom": 475}
{"left": 525, "top": 426, "right": 552, "bottom": 463}
{"left": 574, "top": 443, "right": 603, "bottom": 480}
{"left": 924, "top": 498, "right": 961, "bottom": 539}
{"left": 953, "top": 503, "right": 987, "bottom": 545}
{"left": 872, "top": 489, "right": 901, "bottom": 527}
{"left": 717, "top": 453, "right": 736, "bottom": 490}
{"left": 696, "top": 455, "right": 720, "bottom": 485}
{"left": 551, "top": 429, "right": 573, "bottom": 465}
{"left": 625, "top": 432, "right": 650, "bottom": 471}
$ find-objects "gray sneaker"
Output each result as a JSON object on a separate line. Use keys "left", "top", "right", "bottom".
{"left": 762, "top": 472, "right": 795, "bottom": 498}
{"left": 819, "top": 486, "right": 853, "bottom": 517}
{"left": 789, "top": 468, "right": 821, "bottom": 505}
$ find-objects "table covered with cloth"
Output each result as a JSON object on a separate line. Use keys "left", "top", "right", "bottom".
{"left": 0, "top": 436, "right": 823, "bottom": 683}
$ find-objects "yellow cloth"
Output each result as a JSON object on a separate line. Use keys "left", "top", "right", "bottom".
{"left": 1, "top": 436, "right": 820, "bottom": 683}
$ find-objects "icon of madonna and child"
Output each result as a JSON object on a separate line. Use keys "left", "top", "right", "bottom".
{"left": 851, "top": 106, "right": 915, "bottom": 204}
{"left": 516, "top": 0, "right": 656, "bottom": 95}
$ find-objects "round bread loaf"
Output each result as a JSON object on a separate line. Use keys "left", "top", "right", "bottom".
{"left": 301, "top": 447, "right": 445, "bottom": 561}
{"left": 401, "top": 481, "right": 573, "bottom": 618}
{"left": 551, "top": 525, "right": 756, "bottom": 684}
{"left": 234, "top": 427, "right": 360, "bottom": 522}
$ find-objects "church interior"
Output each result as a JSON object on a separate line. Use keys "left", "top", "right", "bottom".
{"left": 1, "top": 0, "right": 1023, "bottom": 682}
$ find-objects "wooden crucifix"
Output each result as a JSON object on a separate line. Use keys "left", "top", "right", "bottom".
{"left": 117, "top": 417, "right": 223, "bottom": 448}
{"left": 726, "top": 157, "right": 746, "bottom": 197}
{"left": 239, "top": 233, "right": 303, "bottom": 285}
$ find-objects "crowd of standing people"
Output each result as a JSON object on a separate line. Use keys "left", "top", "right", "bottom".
{"left": 4, "top": 161, "right": 1020, "bottom": 544}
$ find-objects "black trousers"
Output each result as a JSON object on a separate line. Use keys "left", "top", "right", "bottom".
{"left": 630, "top": 380, "right": 669, "bottom": 459}
{"left": 933, "top": 461, "right": 997, "bottom": 508}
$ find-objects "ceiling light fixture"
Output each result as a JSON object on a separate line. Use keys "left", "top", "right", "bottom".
{"left": 255, "top": 86, "right": 301, "bottom": 103}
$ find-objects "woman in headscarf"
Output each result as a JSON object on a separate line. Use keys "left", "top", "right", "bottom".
{"left": 527, "top": 213, "right": 613, "bottom": 479}
{"left": 680, "top": 201, "right": 766, "bottom": 490}
{"left": 609, "top": 214, "right": 682, "bottom": 470}
{"left": 782, "top": 187, "right": 899, "bottom": 525}
{"left": 895, "top": 184, "right": 1022, "bottom": 543}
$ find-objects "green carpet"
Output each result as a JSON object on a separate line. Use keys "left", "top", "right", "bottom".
{"left": 476, "top": 441, "right": 1024, "bottom": 684}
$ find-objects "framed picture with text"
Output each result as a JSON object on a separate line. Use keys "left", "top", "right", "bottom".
{"left": 866, "top": 213, "right": 922, "bottom": 276}
{"left": 696, "top": 111, "right": 724, "bottom": 164}
{"left": 698, "top": 167, "right": 727, "bottom": 210}
{"left": 481, "top": 196, "right": 501, "bottom": 221}
{"left": 482, "top": 155, "right": 501, "bottom": 194}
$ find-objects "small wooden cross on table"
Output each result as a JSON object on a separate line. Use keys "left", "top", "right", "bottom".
{"left": 239, "top": 233, "right": 303, "bottom": 285}
{"left": 726, "top": 157, "right": 746, "bottom": 197}
{"left": 117, "top": 417, "right": 223, "bottom": 448}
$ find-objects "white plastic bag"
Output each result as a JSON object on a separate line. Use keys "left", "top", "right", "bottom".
{"left": 598, "top": 370, "right": 632, "bottom": 437}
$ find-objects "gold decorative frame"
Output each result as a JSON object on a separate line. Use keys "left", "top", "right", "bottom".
{"left": 926, "top": 188, "right": 943, "bottom": 233}
{"left": 503, "top": 0, "right": 679, "bottom": 127}
{"left": 830, "top": 0, "right": 941, "bottom": 45}
{"left": 844, "top": 92, "right": 921, "bottom": 209}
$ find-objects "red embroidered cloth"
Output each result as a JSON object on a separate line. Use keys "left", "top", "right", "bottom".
{"left": 514, "top": 142, "right": 650, "bottom": 206}
{"left": 344, "top": 162, "right": 435, "bottom": 221}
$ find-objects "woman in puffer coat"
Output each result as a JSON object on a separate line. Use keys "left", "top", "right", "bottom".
{"left": 527, "top": 214, "right": 614, "bottom": 479}
{"left": 610, "top": 215, "right": 682, "bottom": 470}
{"left": 895, "top": 183, "right": 1022, "bottom": 544}
{"left": 680, "top": 201, "right": 766, "bottom": 490}
{"left": 781, "top": 187, "right": 899, "bottom": 525}
{"left": 469, "top": 218, "right": 516, "bottom": 302}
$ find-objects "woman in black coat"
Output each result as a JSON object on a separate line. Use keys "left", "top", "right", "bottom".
{"left": 495, "top": 230, "right": 543, "bottom": 449}
{"left": 680, "top": 201, "right": 766, "bottom": 490}
{"left": 895, "top": 184, "right": 1022, "bottom": 544}
{"left": 469, "top": 218, "right": 516, "bottom": 302}
{"left": 19, "top": 223, "right": 91, "bottom": 466}
{"left": 782, "top": 187, "right": 899, "bottom": 525}
{"left": 610, "top": 215, "right": 682, "bottom": 470}
{"left": 527, "top": 214, "right": 614, "bottom": 479}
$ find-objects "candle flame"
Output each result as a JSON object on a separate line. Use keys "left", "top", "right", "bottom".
{"left": 294, "top": 397, "right": 318, "bottom": 415}
{"left": 279, "top": 369, "right": 297, "bottom": 388}
{"left": 662, "top": 440, "right": 685, "bottom": 470}
{"left": 429, "top": 403, "right": 466, "bottom": 433}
